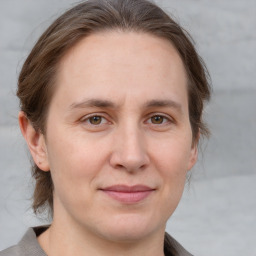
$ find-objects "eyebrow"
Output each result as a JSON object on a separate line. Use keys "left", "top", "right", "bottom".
{"left": 143, "top": 99, "right": 182, "bottom": 112}
{"left": 69, "top": 99, "right": 116, "bottom": 110}
{"left": 69, "top": 98, "right": 182, "bottom": 112}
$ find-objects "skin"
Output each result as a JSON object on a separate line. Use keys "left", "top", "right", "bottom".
{"left": 19, "top": 31, "right": 198, "bottom": 256}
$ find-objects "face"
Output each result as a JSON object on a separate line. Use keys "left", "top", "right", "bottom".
{"left": 36, "top": 31, "right": 197, "bottom": 242}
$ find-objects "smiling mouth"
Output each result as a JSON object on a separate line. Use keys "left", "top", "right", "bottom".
{"left": 100, "top": 185, "right": 155, "bottom": 203}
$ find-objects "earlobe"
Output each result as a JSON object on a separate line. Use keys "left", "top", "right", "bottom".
{"left": 187, "top": 133, "right": 200, "bottom": 171}
{"left": 188, "top": 144, "right": 198, "bottom": 171}
{"left": 18, "top": 111, "right": 50, "bottom": 172}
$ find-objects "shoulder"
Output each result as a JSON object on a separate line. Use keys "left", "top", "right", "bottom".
{"left": 0, "top": 245, "right": 20, "bottom": 256}
{"left": 0, "top": 227, "right": 47, "bottom": 256}
{"left": 164, "top": 232, "right": 194, "bottom": 256}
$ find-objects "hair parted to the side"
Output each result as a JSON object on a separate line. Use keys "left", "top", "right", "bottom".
{"left": 17, "top": 0, "right": 211, "bottom": 216}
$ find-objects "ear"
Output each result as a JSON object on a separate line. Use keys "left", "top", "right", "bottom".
{"left": 18, "top": 111, "right": 50, "bottom": 171}
{"left": 187, "top": 133, "right": 199, "bottom": 171}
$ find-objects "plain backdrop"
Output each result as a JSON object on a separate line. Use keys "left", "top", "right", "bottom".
{"left": 0, "top": 0, "right": 255, "bottom": 255}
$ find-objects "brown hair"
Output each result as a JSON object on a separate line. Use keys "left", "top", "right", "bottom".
{"left": 17, "top": 0, "right": 211, "bottom": 216}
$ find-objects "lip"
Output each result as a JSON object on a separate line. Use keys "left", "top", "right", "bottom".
{"left": 100, "top": 185, "right": 155, "bottom": 203}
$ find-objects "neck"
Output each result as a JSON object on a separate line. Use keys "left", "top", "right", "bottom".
{"left": 37, "top": 197, "right": 166, "bottom": 256}
{"left": 38, "top": 219, "right": 165, "bottom": 256}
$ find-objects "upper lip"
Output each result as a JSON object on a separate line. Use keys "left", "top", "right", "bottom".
{"left": 100, "top": 185, "right": 155, "bottom": 192}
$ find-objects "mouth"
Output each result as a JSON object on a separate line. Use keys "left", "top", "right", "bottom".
{"left": 100, "top": 185, "right": 156, "bottom": 204}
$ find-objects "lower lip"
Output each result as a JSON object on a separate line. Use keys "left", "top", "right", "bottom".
{"left": 102, "top": 190, "right": 154, "bottom": 203}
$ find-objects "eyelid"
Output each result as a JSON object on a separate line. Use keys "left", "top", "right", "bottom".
{"left": 78, "top": 112, "right": 175, "bottom": 127}
{"left": 80, "top": 113, "right": 111, "bottom": 125}
{"left": 144, "top": 113, "right": 175, "bottom": 124}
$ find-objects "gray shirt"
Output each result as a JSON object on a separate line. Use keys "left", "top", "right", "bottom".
{"left": 0, "top": 227, "right": 193, "bottom": 256}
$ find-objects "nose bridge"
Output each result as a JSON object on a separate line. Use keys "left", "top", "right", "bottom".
{"left": 110, "top": 119, "right": 149, "bottom": 171}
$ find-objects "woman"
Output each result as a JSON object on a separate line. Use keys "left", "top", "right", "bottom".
{"left": 1, "top": 0, "right": 210, "bottom": 255}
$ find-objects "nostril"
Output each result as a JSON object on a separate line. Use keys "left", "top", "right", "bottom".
{"left": 115, "top": 164, "right": 124, "bottom": 169}
{"left": 110, "top": 154, "right": 149, "bottom": 173}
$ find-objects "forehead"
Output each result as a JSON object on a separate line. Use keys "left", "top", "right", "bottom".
{"left": 53, "top": 31, "right": 188, "bottom": 109}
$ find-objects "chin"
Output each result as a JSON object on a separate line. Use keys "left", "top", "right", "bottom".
{"left": 94, "top": 213, "right": 163, "bottom": 243}
{"left": 101, "top": 228, "right": 153, "bottom": 243}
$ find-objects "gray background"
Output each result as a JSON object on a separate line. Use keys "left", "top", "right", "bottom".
{"left": 0, "top": 0, "right": 255, "bottom": 255}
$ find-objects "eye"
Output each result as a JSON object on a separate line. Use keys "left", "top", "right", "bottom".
{"left": 150, "top": 115, "right": 165, "bottom": 124}
{"left": 88, "top": 116, "right": 103, "bottom": 125}
{"left": 147, "top": 115, "right": 170, "bottom": 125}
{"left": 81, "top": 114, "right": 109, "bottom": 126}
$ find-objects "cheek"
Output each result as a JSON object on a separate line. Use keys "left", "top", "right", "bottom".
{"left": 46, "top": 138, "right": 104, "bottom": 210}
{"left": 150, "top": 145, "right": 189, "bottom": 225}
{"left": 152, "top": 135, "right": 193, "bottom": 175}
{"left": 150, "top": 134, "right": 192, "bottom": 202}
{"left": 45, "top": 131, "right": 114, "bottom": 206}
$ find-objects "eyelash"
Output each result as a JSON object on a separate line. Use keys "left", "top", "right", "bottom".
{"left": 145, "top": 114, "right": 172, "bottom": 125}
{"left": 80, "top": 114, "right": 109, "bottom": 126}
{"left": 80, "top": 113, "right": 174, "bottom": 128}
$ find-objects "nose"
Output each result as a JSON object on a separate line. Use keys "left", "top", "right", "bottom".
{"left": 109, "top": 126, "right": 150, "bottom": 173}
